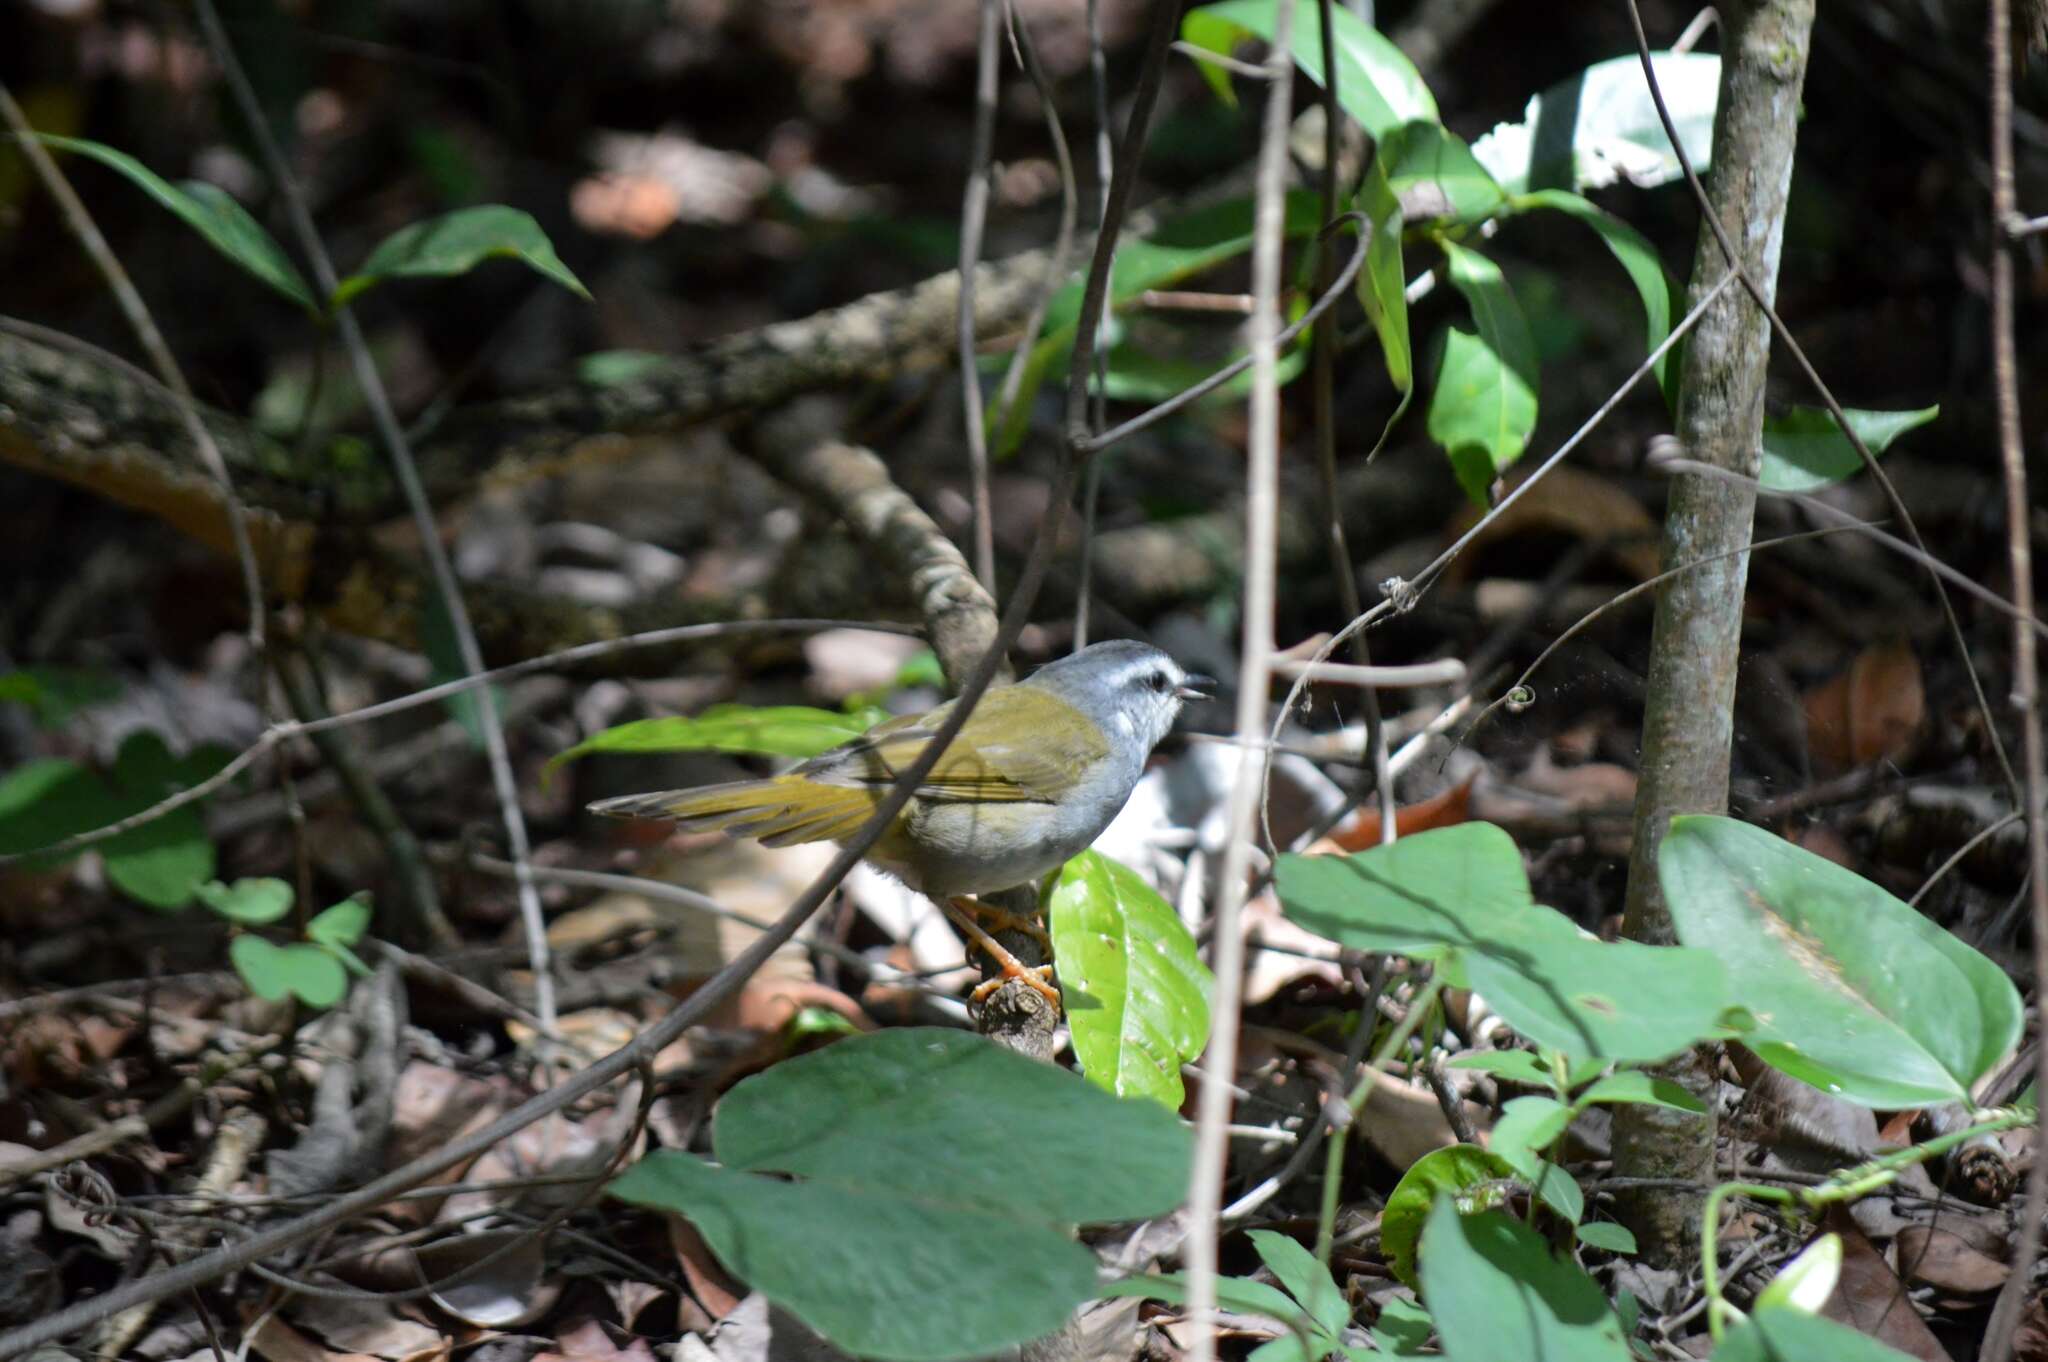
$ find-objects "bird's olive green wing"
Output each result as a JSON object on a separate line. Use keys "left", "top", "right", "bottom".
{"left": 801, "top": 687, "right": 1107, "bottom": 803}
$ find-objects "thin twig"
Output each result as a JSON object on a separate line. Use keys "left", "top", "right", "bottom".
{"left": 1622, "top": 0, "right": 2019, "bottom": 804}
{"left": 1309, "top": 0, "right": 1398, "bottom": 849}
{"left": 192, "top": 0, "right": 557, "bottom": 1025}
{"left": 989, "top": 4, "right": 1081, "bottom": 457}
{"left": 1983, "top": 0, "right": 2048, "bottom": 1341}
{"left": 1185, "top": 4, "right": 1293, "bottom": 1356}
{"left": 1073, "top": 0, "right": 1117, "bottom": 651}
{"left": 958, "top": 0, "right": 1001, "bottom": 592}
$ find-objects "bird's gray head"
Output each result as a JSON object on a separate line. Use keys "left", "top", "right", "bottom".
{"left": 1024, "top": 640, "right": 1208, "bottom": 759}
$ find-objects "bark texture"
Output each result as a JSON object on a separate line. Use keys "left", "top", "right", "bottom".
{"left": 1613, "top": 0, "right": 1815, "bottom": 1266}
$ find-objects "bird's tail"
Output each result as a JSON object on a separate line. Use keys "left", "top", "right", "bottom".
{"left": 588, "top": 776, "right": 881, "bottom": 848}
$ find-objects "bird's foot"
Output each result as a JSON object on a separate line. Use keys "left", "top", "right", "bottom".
{"left": 941, "top": 897, "right": 1061, "bottom": 1014}
{"left": 946, "top": 896, "right": 1052, "bottom": 952}
{"left": 968, "top": 963, "right": 1060, "bottom": 1012}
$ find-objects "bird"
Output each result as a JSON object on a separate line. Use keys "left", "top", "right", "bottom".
{"left": 588, "top": 640, "right": 1208, "bottom": 1009}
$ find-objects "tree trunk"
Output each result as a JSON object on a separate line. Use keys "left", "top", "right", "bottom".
{"left": 1613, "top": 0, "right": 1815, "bottom": 1266}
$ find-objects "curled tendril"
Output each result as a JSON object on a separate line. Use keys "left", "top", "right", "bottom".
{"left": 1379, "top": 575, "right": 1418, "bottom": 613}
{"left": 1504, "top": 684, "right": 1535, "bottom": 714}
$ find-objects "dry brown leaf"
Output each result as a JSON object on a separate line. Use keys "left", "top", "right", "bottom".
{"left": 1515, "top": 748, "right": 1637, "bottom": 809}
{"left": 1317, "top": 776, "right": 1475, "bottom": 853}
{"left": 669, "top": 1214, "right": 747, "bottom": 1326}
{"left": 1818, "top": 1212, "right": 1946, "bottom": 1362}
{"left": 247, "top": 1314, "right": 380, "bottom": 1362}
{"left": 286, "top": 1298, "right": 448, "bottom": 1362}
{"left": 1442, "top": 465, "right": 1661, "bottom": 584}
{"left": 1894, "top": 1224, "right": 2009, "bottom": 1297}
{"left": 1804, "top": 642, "right": 1925, "bottom": 771}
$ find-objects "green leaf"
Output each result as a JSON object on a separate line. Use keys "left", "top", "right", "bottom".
{"left": 0, "top": 759, "right": 105, "bottom": 860}
{"left": 1445, "top": 1049, "right": 1557, "bottom": 1092}
{"left": 611, "top": 1029, "right": 1190, "bottom": 1361}
{"left": 1381, "top": 1144, "right": 1517, "bottom": 1288}
{"left": 548, "top": 703, "right": 882, "bottom": 777}
{"left": 1354, "top": 151, "right": 1412, "bottom": 457}
{"left": 419, "top": 592, "right": 501, "bottom": 751}
{"left": 31, "top": 135, "right": 315, "bottom": 311}
{"left": 1760, "top": 405, "right": 1939, "bottom": 493}
{"left": 1488, "top": 1095, "right": 1571, "bottom": 1178}
{"left": 1276, "top": 824, "right": 1732, "bottom": 1062}
{"left": 101, "top": 733, "right": 219, "bottom": 910}
{"left": 307, "top": 893, "right": 372, "bottom": 949}
{"left": 1419, "top": 1200, "right": 1633, "bottom": 1362}
{"left": 1247, "top": 1230, "right": 1348, "bottom": 1338}
{"left": 1370, "top": 1297, "right": 1435, "bottom": 1356}
{"left": 1470, "top": 53, "right": 1722, "bottom": 195}
{"left": 1661, "top": 815, "right": 2023, "bottom": 1107}
{"left": 230, "top": 936, "right": 349, "bottom": 1008}
{"left": 1378, "top": 122, "right": 1505, "bottom": 224}
{"left": 194, "top": 877, "right": 295, "bottom": 925}
{"left": 1531, "top": 1160, "right": 1583, "bottom": 1225}
{"left": 1048, "top": 851, "right": 1213, "bottom": 1109}
{"left": 1713, "top": 1305, "right": 1926, "bottom": 1362}
{"left": 576, "top": 349, "right": 669, "bottom": 386}
{"left": 1573, "top": 1070, "right": 1707, "bottom": 1114}
{"left": 332, "top": 205, "right": 590, "bottom": 307}
{"left": 1427, "top": 243, "right": 1539, "bottom": 505}
{"left": 989, "top": 193, "right": 1325, "bottom": 457}
{"left": 1512, "top": 189, "right": 1677, "bottom": 396}
{"left": 1099, "top": 1273, "right": 1310, "bottom": 1332}
{"left": 1180, "top": 0, "right": 1437, "bottom": 138}
{"left": 0, "top": 666, "right": 120, "bottom": 727}
{"left": 1575, "top": 1221, "right": 1637, "bottom": 1254}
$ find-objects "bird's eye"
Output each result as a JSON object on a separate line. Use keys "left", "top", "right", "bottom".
{"left": 1147, "top": 671, "right": 1170, "bottom": 694}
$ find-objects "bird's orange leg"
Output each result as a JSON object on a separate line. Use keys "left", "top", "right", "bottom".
{"left": 941, "top": 897, "right": 1061, "bottom": 1013}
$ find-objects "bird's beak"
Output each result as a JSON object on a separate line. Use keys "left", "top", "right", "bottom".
{"left": 1177, "top": 674, "right": 1215, "bottom": 702}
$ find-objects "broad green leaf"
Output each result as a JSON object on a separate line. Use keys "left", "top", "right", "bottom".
{"left": 308, "top": 893, "right": 372, "bottom": 948}
{"left": 0, "top": 759, "right": 103, "bottom": 857}
{"left": 419, "top": 592, "right": 502, "bottom": 751}
{"left": 1575, "top": 1221, "right": 1636, "bottom": 1254}
{"left": 1048, "top": 851, "right": 1212, "bottom": 1108}
{"left": 1180, "top": 0, "right": 1437, "bottom": 138}
{"left": 1574, "top": 1070, "right": 1707, "bottom": 1113}
{"left": 1098, "top": 334, "right": 1310, "bottom": 404}
{"left": 1470, "top": 53, "right": 1722, "bottom": 195}
{"left": 1419, "top": 1200, "right": 1633, "bottom": 1362}
{"left": 101, "top": 733, "right": 220, "bottom": 910}
{"left": 989, "top": 193, "right": 1324, "bottom": 457}
{"left": 1662, "top": 815, "right": 2022, "bottom": 1107}
{"left": 1276, "top": 824, "right": 1731, "bottom": 1062}
{"left": 1247, "top": 1230, "right": 1348, "bottom": 1338}
{"left": 1445, "top": 1048, "right": 1557, "bottom": 1091}
{"left": 32, "top": 135, "right": 315, "bottom": 311}
{"left": 1713, "top": 1305, "right": 1925, "bottom": 1362}
{"left": 1760, "top": 405, "right": 1939, "bottom": 493}
{"left": 195, "top": 877, "right": 295, "bottom": 925}
{"left": 1378, "top": 122, "right": 1504, "bottom": 224}
{"left": 1512, "top": 189, "right": 1678, "bottom": 395}
{"left": 1488, "top": 1095, "right": 1571, "bottom": 1178}
{"left": 230, "top": 936, "right": 349, "bottom": 1008}
{"left": 1427, "top": 243, "right": 1538, "bottom": 505}
{"left": 611, "top": 1029, "right": 1190, "bottom": 1361}
{"left": 1381, "top": 1144, "right": 1517, "bottom": 1288}
{"left": 332, "top": 205, "right": 590, "bottom": 307}
{"left": 1355, "top": 151, "right": 1412, "bottom": 457}
{"left": 1754, "top": 1234, "right": 1841, "bottom": 1316}
{"left": 1531, "top": 1160, "right": 1583, "bottom": 1225}
{"left": 549, "top": 704, "right": 882, "bottom": 776}
{"left": 1370, "top": 1297, "right": 1435, "bottom": 1356}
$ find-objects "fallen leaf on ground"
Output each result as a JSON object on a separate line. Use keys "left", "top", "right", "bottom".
{"left": 1804, "top": 642, "right": 1924, "bottom": 770}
